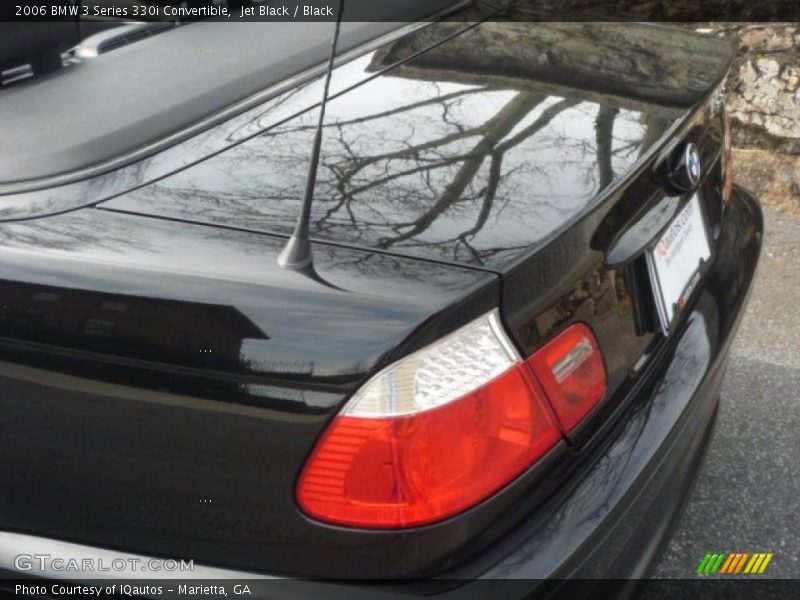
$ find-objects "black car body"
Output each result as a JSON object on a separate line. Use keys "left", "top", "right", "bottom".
{"left": 0, "top": 1, "right": 762, "bottom": 596}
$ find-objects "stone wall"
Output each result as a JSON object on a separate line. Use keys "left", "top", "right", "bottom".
{"left": 718, "top": 23, "right": 800, "bottom": 213}
{"left": 726, "top": 24, "right": 800, "bottom": 151}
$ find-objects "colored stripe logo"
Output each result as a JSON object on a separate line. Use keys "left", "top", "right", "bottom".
{"left": 696, "top": 552, "right": 773, "bottom": 574}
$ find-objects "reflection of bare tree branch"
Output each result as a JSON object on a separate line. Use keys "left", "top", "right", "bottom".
{"left": 113, "top": 46, "right": 681, "bottom": 269}
{"left": 376, "top": 92, "right": 546, "bottom": 249}
{"left": 261, "top": 88, "right": 482, "bottom": 136}
{"left": 452, "top": 152, "right": 504, "bottom": 262}
{"left": 468, "top": 152, "right": 503, "bottom": 239}
{"left": 344, "top": 127, "right": 483, "bottom": 173}
{"left": 333, "top": 155, "right": 465, "bottom": 202}
{"left": 0, "top": 215, "right": 156, "bottom": 254}
{"left": 595, "top": 105, "right": 619, "bottom": 188}
{"left": 637, "top": 111, "right": 675, "bottom": 159}
{"left": 496, "top": 96, "right": 575, "bottom": 153}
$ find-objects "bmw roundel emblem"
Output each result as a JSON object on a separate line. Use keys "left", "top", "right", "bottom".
{"left": 684, "top": 143, "right": 702, "bottom": 187}
{"left": 665, "top": 142, "right": 703, "bottom": 195}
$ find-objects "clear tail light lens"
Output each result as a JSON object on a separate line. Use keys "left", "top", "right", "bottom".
{"left": 526, "top": 323, "right": 606, "bottom": 433}
{"left": 296, "top": 311, "right": 562, "bottom": 529}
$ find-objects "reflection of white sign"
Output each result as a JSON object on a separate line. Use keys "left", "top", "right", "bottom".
{"left": 648, "top": 194, "right": 711, "bottom": 330}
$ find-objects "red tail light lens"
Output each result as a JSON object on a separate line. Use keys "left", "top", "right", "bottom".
{"left": 296, "top": 311, "right": 561, "bottom": 529}
{"left": 526, "top": 323, "right": 606, "bottom": 433}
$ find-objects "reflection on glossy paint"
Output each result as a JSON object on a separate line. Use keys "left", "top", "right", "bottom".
{"left": 0, "top": 209, "right": 492, "bottom": 398}
{"left": 107, "top": 20, "right": 691, "bottom": 268}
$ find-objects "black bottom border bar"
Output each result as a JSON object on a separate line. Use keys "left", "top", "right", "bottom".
{"left": 3, "top": 578, "right": 800, "bottom": 600}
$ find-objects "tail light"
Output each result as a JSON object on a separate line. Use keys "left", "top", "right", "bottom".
{"left": 526, "top": 323, "right": 606, "bottom": 433}
{"left": 297, "top": 312, "right": 605, "bottom": 529}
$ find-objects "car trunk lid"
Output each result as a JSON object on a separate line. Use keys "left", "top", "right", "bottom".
{"left": 103, "top": 21, "right": 732, "bottom": 272}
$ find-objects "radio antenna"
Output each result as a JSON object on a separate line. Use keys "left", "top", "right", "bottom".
{"left": 278, "top": 0, "right": 345, "bottom": 269}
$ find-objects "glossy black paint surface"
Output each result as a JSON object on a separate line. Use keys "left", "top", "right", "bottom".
{"left": 0, "top": 208, "right": 497, "bottom": 387}
{"left": 105, "top": 21, "right": 731, "bottom": 270}
{"left": 0, "top": 208, "right": 500, "bottom": 575}
{"left": 99, "top": 17, "right": 732, "bottom": 462}
{"left": 0, "top": 13, "right": 753, "bottom": 582}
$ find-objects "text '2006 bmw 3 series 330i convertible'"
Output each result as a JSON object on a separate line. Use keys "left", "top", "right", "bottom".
{"left": 0, "top": 1, "right": 762, "bottom": 598}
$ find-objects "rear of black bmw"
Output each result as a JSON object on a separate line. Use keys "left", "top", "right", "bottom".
{"left": 0, "top": 6, "right": 762, "bottom": 597}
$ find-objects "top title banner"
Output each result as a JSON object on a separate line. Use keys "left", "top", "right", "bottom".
{"left": 4, "top": 0, "right": 800, "bottom": 22}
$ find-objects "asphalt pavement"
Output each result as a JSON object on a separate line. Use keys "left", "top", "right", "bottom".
{"left": 651, "top": 205, "right": 800, "bottom": 578}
